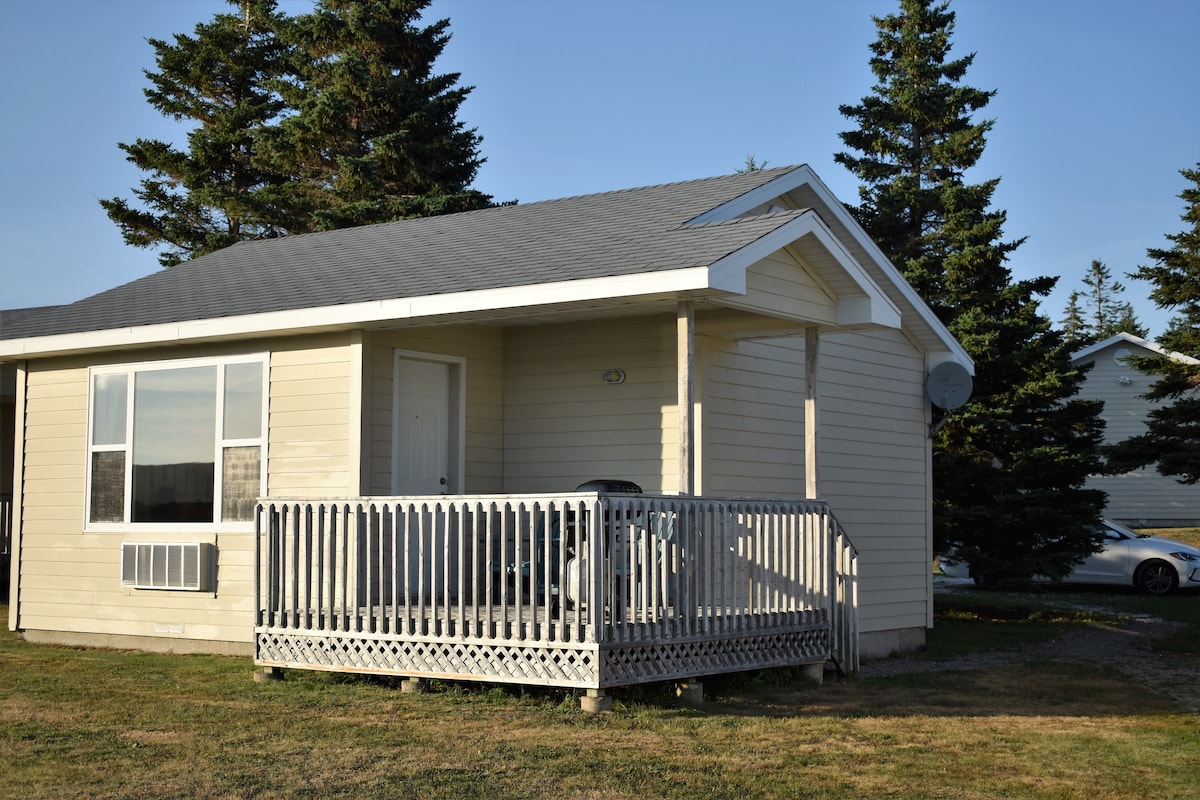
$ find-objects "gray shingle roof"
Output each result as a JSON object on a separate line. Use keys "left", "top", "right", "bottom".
{"left": 1, "top": 165, "right": 808, "bottom": 341}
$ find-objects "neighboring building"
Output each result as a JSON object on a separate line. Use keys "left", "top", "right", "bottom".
{"left": 1, "top": 165, "right": 972, "bottom": 691}
{"left": 1073, "top": 332, "right": 1200, "bottom": 527}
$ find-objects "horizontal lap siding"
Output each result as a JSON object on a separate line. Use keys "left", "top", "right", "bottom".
{"left": 16, "top": 335, "right": 353, "bottom": 647}
{"left": 366, "top": 327, "right": 505, "bottom": 495}
{"left": 819, "top": 332, "right": 930, "bottom": 633}
{"left": 702, "top": 328, "right": 931, "bottom": 635}
{"left": 734, "top": 251, "right": 838, "bottom": 325}
{"left": 504, "top": 318, "right": 676, "bottom": 493}
{"left": 269, "top": 339, "right": 355, "bottom": 497}
{"left": 703, "top": 337, "right": 806, "bottom": 497}
{"left": 1076, "top": 344, "right": 1200, "bottom": 524}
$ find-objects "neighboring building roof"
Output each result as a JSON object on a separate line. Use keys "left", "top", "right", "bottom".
{"left": 1072, "top": 332, "right": 1200, "bottom": 366}
{"left": 0, "top": 164, "right": 972, "bottom": 372}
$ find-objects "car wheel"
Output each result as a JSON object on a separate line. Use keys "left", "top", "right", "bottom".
{"left": 1134, "top": 559, "right": 1178, "bottom": 595}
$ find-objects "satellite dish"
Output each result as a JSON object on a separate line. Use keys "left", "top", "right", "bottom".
{"left": 926, "top": 361, "right": 973, "bottom": 410}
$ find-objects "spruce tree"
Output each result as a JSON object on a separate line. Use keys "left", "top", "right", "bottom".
{"left": 103, "top": 0, "right": 493, "bottom": 263}
{"left": 1060, "top": 291, "right": 1088, "bottom": 346}
{"left": 836, "top": 0, "right": 1106, "bottom": 584}
{"left": 265, "top": 0, "right": 492, "bottom": 230}
{"left": 1060, "top": 260, "right": 1147, "bottom": 348}
{"left": 1106, "top": 164, "right": 1200, "bottom": 484}
{"left": 100, "top": 0, "right": 292, "bottom": 266}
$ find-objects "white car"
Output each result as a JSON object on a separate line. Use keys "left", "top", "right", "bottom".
{"left": 939, "top": 520, "right": 1200, "bottom": 595}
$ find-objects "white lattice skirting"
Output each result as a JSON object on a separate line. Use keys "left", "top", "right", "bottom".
{"left": 255, "top": 625, "right": 830, "bottom": 689}
{"left": 600, "top": 628, "right": 829, "bottom": 687}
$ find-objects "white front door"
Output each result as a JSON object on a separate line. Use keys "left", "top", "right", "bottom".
{"left": 392, "top": 356, "right": 451, "bottom": 495}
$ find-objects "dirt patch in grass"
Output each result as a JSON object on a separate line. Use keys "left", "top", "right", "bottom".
{"left": 860, "top": 585, "right": 1200, "bottom": 715}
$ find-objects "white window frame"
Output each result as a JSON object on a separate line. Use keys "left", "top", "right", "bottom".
{"left": 85, "top": 353, "right": 269, "bottom": 532}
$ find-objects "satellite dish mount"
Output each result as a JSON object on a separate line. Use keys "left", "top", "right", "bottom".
{"left": 926, "top": 361, "right": 973, "bottom": 436}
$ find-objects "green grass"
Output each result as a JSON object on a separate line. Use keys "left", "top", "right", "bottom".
{"left": 924, "top": 590, "right": 1119, "bottom": 658}
{"left": 929, "top": 577, "right": 1200, "bottom": 658}
{"left": 930, "top": 526, "right": 1200, "bottom": 658}
{"left": 3, "top": 596, "right": 1199, "bottom": 800}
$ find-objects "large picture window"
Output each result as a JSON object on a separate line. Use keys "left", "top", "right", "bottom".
{"left": 87, "top": 355, "right": 267, "bottom": 528}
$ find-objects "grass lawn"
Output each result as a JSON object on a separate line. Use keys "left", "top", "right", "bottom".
{"left": 3, "top": 588, "right": 1198, "bottom": 800}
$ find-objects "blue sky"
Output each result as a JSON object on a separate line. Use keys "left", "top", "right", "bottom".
{"left": 1, "top": 0, "right": 1196, "bottom": 338}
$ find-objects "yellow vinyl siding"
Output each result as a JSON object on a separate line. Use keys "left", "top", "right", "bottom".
{"left": 734, "top": 250, "right": 838, "bottom": 325}
{"left": 15, "top": 334, "right": 356, "bottom": 648}
{"left": 819, "top": 331, "right": 930, "bottom": 634}
{"left": 503, "top": 318, "right": 677, "bottom": 493}
{"left": 365, "top": 326, "right": 505, "bottom": 495}
{"left": 703, "top": 328, "right": 932, "bottom": 636}
{"left": 268, "top": 337, "right": 356, "bottom": 497}
{"left": 703, "top": 336, "right": 806, "bottom": 497}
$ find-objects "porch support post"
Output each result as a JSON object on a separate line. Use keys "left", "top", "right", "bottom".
{"left": 7, "top": 362, "right": 25, "bottom": 632}
{"left": 805, "top": 327, "right": 820, "bottom": 499}
{"left": 677, "top": 301, "right": 695, "bottom": 496}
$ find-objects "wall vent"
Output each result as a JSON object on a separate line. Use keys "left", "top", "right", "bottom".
{"left": 121, "top": 542, "right": 213, "bottom": 591}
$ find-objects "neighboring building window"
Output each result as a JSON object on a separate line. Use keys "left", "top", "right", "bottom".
{"left": 87, "top": 355, "right": 267, "bottom": 528}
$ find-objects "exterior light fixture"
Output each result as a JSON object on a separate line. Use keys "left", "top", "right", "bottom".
{"left": 602, "top": 369, "right": 626, "bottom": 385}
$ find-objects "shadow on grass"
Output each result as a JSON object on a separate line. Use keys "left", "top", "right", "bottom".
{"left": 2, "top": 590, "right": 1195, "bottom": 726}
{"left": 3, "top": 599, "right": 1198, "bottom": 800}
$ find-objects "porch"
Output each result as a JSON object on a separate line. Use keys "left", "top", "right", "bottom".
{"left": 254, "top": 491, "right": 858, "bottom": 690}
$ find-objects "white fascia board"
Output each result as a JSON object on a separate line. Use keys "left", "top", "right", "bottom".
{"left": 794, "top": 166, "right": 973, "bottom": 371}
{"left": 1070, "top": 332, "right": 1149, "bottom": 362}
{"left": 1070, "top": 331, "right": 1198, "bottom": 364}
{"left": 708, "top": 212, "right": 901, "bottom": 330}
{"left": 690, "top": 163, "right": 968, "bottom": 367}
{"left": 0, "top": 267, "right": 716, "bottom": 360}
{"left": 686, "top": 167, "right": 813, "bottom": 225}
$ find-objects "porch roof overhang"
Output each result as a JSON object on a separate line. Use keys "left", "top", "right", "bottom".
{"left": 0, "top": 269, "right": 719, "bottom": 360}
{"left": 0, "top": 165, "right": 971, "bottom": 373}
{"left": 0, "top": 218, "right": 900, "bottom": 363}
{"left": 691, "top": 164, "right": 973, "bottom": 373}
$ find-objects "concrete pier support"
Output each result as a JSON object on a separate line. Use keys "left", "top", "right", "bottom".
{"left": 253, "top": 666, "right": 283, "bottom": 683}
{"left": 581, "top": 689, "right": 612, "bottom": 713}
{"left": 799, "top": 662, "right": 825, "bottom": 686}
{"left": 676, "top": 681, "right": 704, "bottom": 706}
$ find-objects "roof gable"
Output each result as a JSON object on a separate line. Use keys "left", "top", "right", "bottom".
{"left": 688, "top": 165, "right": 974, "bottom": 372}
{"left": 2, "top": 167, "right": 798, "bottom": 341}
{"left": 1, "top": 165, "right": 969, "bottom": 371}
{"left": 1072, "top": 332, "right": 1200, "bottom": 365}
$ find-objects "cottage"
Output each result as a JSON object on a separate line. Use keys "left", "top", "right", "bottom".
{"left": 2, "top": 165, "right": 971, "bottom": 696}
{"left": 1072, "top": 332, "right": 1200, "bottom": 527}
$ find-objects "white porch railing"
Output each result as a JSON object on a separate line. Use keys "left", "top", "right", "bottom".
{"left": 255, "top": 493, "right": 858, "bottom": 688}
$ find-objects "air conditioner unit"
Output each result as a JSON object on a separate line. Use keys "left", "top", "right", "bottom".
{"left": 121, "top": 542, "right": 213, "bottom": 591}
